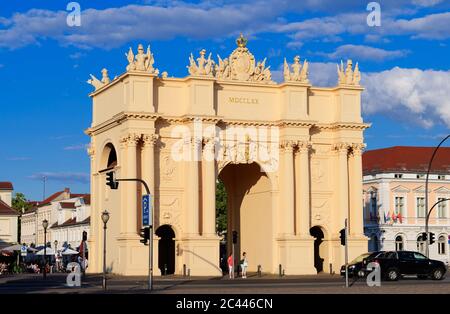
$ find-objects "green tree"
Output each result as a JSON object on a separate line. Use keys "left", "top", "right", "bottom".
{"left": 12, "top": 192, "right": 32, "bottom": 244}
{"left": 215, "top": 180, "right": 227, "bottom": 234}
{"left": 12, "top": 192, "right": 31, "bottom": 214}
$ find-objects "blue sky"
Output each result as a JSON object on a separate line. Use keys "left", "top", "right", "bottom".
{"left": 0, "top": 0, "right": 449, "bottom": 201}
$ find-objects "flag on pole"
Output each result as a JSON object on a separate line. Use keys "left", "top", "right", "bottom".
{"left": 397, "top": 212, "right": 403, "bottom": 224}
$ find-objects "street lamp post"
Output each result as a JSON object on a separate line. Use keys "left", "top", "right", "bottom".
{"left": 425, "top": 134, "right": 450, "bottom": 257}
{"left": 42, "top": 219, "right": 48, "bottom": 280}
{"left": 54, "top": 240, "right": 58, "bottom": 272}
{"left": 101, "top": 210, "right": 110, "bottom": 291}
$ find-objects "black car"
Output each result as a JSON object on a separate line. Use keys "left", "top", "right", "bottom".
{"left": 340, "top": 251, "right": 382, "bottom": 277}
{"left": 360, "top": 250, "right": 447, "bottom": 281}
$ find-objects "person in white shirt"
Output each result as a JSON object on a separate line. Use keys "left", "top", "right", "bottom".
{"left": 240, "top": 252, "right": 248, "bottom": 278}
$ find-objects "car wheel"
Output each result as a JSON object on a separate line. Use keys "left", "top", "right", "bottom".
{"left": 431, "top": 268, "right": 445, "bottom": 280}
{"left": 386, "top": 268, "right": 399, "bottom": 281}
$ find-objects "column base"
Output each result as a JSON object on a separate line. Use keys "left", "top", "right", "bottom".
{"left": 276, "top": 236, "right": 317, "bottom": 275}
{"left": 180, "top": 236, "right": 222, "bottom": 276}
{"left": 114, "top": 234, "right": 152, "bottom": 276}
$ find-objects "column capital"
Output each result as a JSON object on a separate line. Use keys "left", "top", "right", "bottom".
{"left": 142, "top": 133, "right": 159, "bottom": 147}
{"left": 296, "top": 141, "right": 312, "bottom": 154}
{"left": 280, "top": 140, "right": 296, "bottom": 153}
{"left": 350, "top": 143, "right": 366, "bottom": 156}
{"left": 332, "top": 142, "right": 351, "bottom": 154}
{"left": 120, "top": 133, "right": 141, "bottom": 148}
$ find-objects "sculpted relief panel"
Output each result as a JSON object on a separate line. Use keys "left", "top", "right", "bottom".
{"left": 157, "top": 195, "right": 182, "bottom": 234}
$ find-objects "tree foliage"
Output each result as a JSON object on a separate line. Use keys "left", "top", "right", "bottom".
{"left": 12, "top": 192, "right": 31, "bottom": 214}
{"left": 215, "top": 180, "right": 227, "bottom": 234}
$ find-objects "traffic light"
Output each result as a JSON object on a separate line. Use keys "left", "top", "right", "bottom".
{"left": 429, "top": 232, "right": 435, "bottom": 245}
{"left": 421, "top": 232, "right": 428, "bottom": 241}
{"left": 106, "top": 171, "right": 119, "bottom": 189}
{"left": 339, "top": 229, "right": 346, "bottom": 246}
{"left": 140, "top": 227, "right": 150, "bottom": 245}
{"left": 232, "top": 231, "right": 238, "bottom": 244}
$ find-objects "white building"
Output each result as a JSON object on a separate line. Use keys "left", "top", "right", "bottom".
{"left": 363, "top": 146, "right": 450, "bottom": 265}
{"left": 20, "top": 188, "right": 90, "bottom": 251}
{"left": 0, "top": 182, "right": 18, "bottom": 247}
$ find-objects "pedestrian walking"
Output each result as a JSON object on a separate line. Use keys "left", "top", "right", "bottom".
{"left": 227, "top": 254, "right": 234, "bottom": 279}
{"left": 240, "top": 252, "right": 248, "bottom": 278}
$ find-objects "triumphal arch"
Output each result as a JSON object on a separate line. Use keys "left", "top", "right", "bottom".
{"left": 85, "top": 35, "right": 369, "bottom": 276}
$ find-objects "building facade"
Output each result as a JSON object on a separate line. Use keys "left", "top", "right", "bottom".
{"left": 20, "top": 188, "right": 90, "bottom": 251}
{"left": 363, "top": 146, "right": 450, "bottom": 265}
{"left": 0, "top": 182, "right": 18, "bottom": 246}
{"left": 86, "top": 36, "right": 369, "bottom": 276}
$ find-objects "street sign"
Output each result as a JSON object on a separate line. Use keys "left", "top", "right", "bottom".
{"left": 20, "top": 245, "right": 27, "bottom": 257}
{"left": 142, "top": 194, "right": 152, "bottom": 226}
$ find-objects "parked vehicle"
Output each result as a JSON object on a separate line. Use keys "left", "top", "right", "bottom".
{"left": 340, "top": 251, "right": 382, "bottom": 277}
{"left": 360, "top": 250, "right": 446, "bottom": 281}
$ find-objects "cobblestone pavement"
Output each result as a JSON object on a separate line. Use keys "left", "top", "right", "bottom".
{"left": 0, "top": 272, "right": 449, "bottom": 294}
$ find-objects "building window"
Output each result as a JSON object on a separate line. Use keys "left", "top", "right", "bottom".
{"left": 416, "top": 197, "right": 426, "bottom": 218}
{"left": 438, "top": 236, "right": 446, "bottom": 255}
{"left": 394, "top": 197, "right": 405, "bottom": 216}
{"left": 371, "top": 193, "right": 377, "bottom": 218}
{"left": 438, "top": 198, "right": 447, "bottom": 218}
{"left": 417, "top": 235, "right": 426, "bottom": 254}
{"left": 394, "top": 174, "right": 403, "bottom": 179}
{"left": 395, "top": 235, "right": 404, "bottom": 251}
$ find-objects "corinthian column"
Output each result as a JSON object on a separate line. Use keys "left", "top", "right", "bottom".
{"left": 120, "top": 133, "right": 141, "bottom": 235}
{"left": 296, "top": 141, "right": 311, "bottom": 236}
{"left": 349, "top": 143, "right": 365, "bottom": 236}
{"left": 202, "top": 137, "right": 216, "bottom": 236}
{"left": 281, "top": 140, "right": 295, "bottom": 236}
{"left": 334, "top": 143, "right": 350, "bottom": 229}
{"left": 142, "top": 134, "right": 159, "bottom": 196}
{"left": 185, "top": 137, "right": 201, "bottom": 236}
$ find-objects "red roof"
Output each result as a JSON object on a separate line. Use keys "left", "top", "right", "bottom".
{"left": 363, "top": 146, "right": 450, "bottom": 175}
{"left": 0, "top": 200, "right": 18, "bottom": 216}
{"left": 0, "top": 182, "right": 13, "bottom": 190}
{"left": 60, "top": 202, "right": 76, "bottom": 209}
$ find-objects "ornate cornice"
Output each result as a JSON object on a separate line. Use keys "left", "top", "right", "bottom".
{"left": 315, "top": 122, "right": 371, "bottom": 131}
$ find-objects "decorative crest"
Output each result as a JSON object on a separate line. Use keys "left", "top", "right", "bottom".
{"left": 236, "top": 33, "right": 248, "bottom": 48}
{"left": 125, "top": 44, "right": 159, "bottom": 74}
{"left": 214, "top": 34, "right": 274, "bottom": 84}
{"left": 337, "top": 59, "right": 361, "bottom": 86}
{"left": 283, "top": 55, "right": 309, "bottom": 83}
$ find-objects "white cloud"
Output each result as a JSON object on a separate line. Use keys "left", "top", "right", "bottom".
{"left": 6, "top": 157, "right": 31, "bottom": 161}
{"left": 362, "top": 67, "right": 450, "bottom": 128}
{"left": 319, "top": 44, "right": 409, "bottom": 61}
{"left": 29, "top": 172, "right": 90, "bottom": 184}
{"left": 64, "top": 144, "right": 89, "bottom": 151}
{"left": 0, "top": 4, "right": 277, "bottom": 49}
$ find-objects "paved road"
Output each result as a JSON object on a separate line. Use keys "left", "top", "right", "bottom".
{"left": 1, "top": 273, "right": 450, "bottom": 294}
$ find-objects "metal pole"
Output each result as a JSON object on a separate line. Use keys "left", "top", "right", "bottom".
{"left": 149, "top": 225, "right": 153, "bottom": 291}
{"left": 345, "top": 218, "right": 349, "bottom": 288}
{"left": 425, "top": 134, "right": 450, "bottom": 257}
{"left": 113, "top": 177, "right": 152, "bottom": 291}
{"left": 232, "top": 241, "right": 235, "bottom": 279}
{"left": 103, "top": 222, "right": 107, "bottom": 291}
{"left": 43, "top": 229, "right": 47, "bottom": 280}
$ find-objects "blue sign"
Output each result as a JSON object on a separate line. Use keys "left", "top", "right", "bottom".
{"left": 142, "top": 194, "right": 152, "bottom": 226}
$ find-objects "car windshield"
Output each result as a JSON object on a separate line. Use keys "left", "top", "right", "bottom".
{"left": 350, "top": 253, "right": 371, "bottom": 264}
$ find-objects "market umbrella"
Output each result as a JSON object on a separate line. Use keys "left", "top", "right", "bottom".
{"left": 35, "top": 247, "right": 55, "bottom": 255}
{"left": 1, "top": 244, "right": 37, "bottom": 253}
{"left": 62, "top": 248, "right": 79, "bottom": 255}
